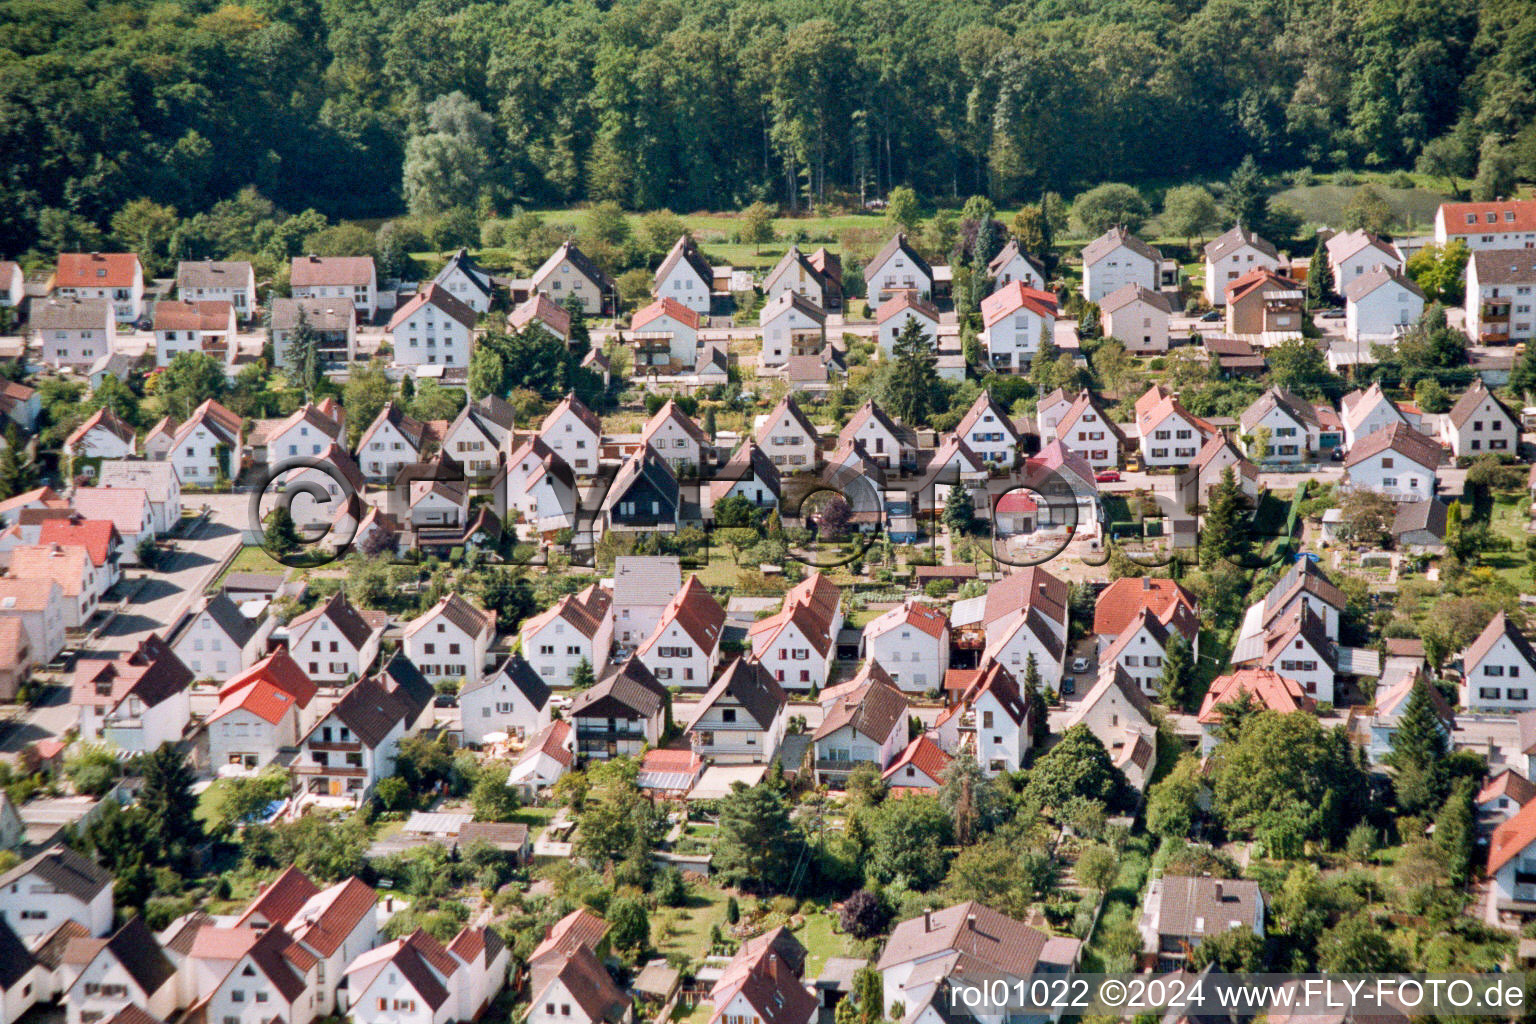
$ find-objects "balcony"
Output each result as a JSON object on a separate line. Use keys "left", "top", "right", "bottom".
{"left": 293, "top": 763, "right": 367, "bottom": 777}
{"left": 575, "top": 727, "right": 646, "bottom": 742}
{"left": 814, "top": 758, "right": 876, "bottom": 773}
{"left": 307, "top": 741, "right": 362, "bottom": 752}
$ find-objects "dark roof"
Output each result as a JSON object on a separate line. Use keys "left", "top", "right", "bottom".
{"left": 544, "top": 944, "right": 629, "bottom": 1024}
{"left": 1392, "top": 498, "right": 1448, "bottom": 541}
{"left": 0, "top": 845, "right": 113, "bottom": 904}
{"left": 866, "top": 233, "right": 933, "bottom": 281}
{"left": 1204, "top": 225, "right": 1279, "bottom": 262}
{"left": 710, "top": 440, "right": 781, "bottom": 502}
{"left": 571, "top": 657, "right": 668, "bottom": 720}
{"left": 1082, "top": 226, "right": 1161, "bottom": 266}
{"left": 692, "top": 657, "right": 787, "bottom": 730}
{"left": 756, "top": 396, "right": 819, "bottom": 448}
{"left": 1344, "top": 422, "right": 1445, "bottom": 471}
{"left": 1240, "top": 387, "right": 1320, "bottom": 433}
{"left": 190, "top": 590, "right": 260, "bottom": 648}
{"left": 814, "top": 673, "right": 908, "bottom": 743}
{"left": 0, "top": 917, "right": 34, "bottom": 988}
{"left": 1446, "top": 379, "right": 1517, "bottom": 431}
{"left": 535, "top": 241, "right": 616, "bottom": 292}
{"left": 289, "top": 591, "right": 379, "bottom": 650}
{"left": 102, "top": 916, "right": 176, "bottom": 995}
{"left": 32, "top": 918, "right": 92, "bottom": 969}
{"left": 1462, "top": 611, "right": 1536, "bottom": 676}
{"left": 313, "top": 674, "right": 413, "bottom": 748}
{"left": 433, "top": 249, "right": 493, "bottom": 298}
{"left": 1468, "top": 249, "right": 1536, "bottom": 287}
{"left": 380, "top": 651, "right": 435, "bottom": 716}
{"left": 464, "top": 653, "right": 550, "bottom": 710}
{"left": 602, "top": 444, "right": 680, "bottom": 515}
{"left": 655, "top": 236, "right": 714, "bottom": 289}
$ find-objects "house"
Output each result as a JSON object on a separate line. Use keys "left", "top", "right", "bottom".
{"left": 285, "top": 591, "right": 386, "bottom": 685}
{"left": 764, "top": 246, "right": 835, "bottom": 309}
{"left": 1344, "top": 268, "right": 1424, "bottom": 345}
{"left": 954, "top": 661, "right": 1035, "bottom": 775}
{"left": 501, "top": 438, "right": 577, "bottom": 537}
{"left": 602, "top": 445, "right": 680, "bottom": 533}
{"left": 612, "top": 556, "right": 682, "bottom": 648}
{"left": 403, "top": 592, "right": 496, "bottom": 687}
{"left": 951, "top": 567, "right": 1069, "bottom": 695}
{"left": 755, "top": 395, "right": 821, "bottom": 472}
{"left": 1022, "top": 441, "right": 1101, "bottom": 532}
{"left": 705, "top": 926, "right": 815, "bottom": 1024}
{"left": 1042, "top": 388, "right": 1124, "bottom": 471}
{"left": 507, "top": 294, "right": 573, "bottom": 345}
{"left": 0, "top": 578, "right": 65, "bottom": 676}
{"left": 749, "top": 572, "right": 844, "bottom": 693}
{"left": 291, "top": 254, "right": 377, "bottom": 320}
{"left": 1061, "top": 665, "right": 1158, "bottom": 791}
{"left": 432, "top": 248, "right": 495, "bottom": 313}
{"left": 70, "top": 634, "right": 192, "bottom": 752}
{"left": 1098, "top": 608, "right": 1183, "bottom": 697}
{"left": 686, "top": 656, "right": 789, "bottom": 764}
{"left": 582, "top": 348, "right": 611, "bottom": 387}
{"left": 881, "top": 734, "right": 951, "bottom": 791}
{"left": 1202, "top": 334, "right": 1268, "bottom": 376}
{"left": 1100, "top": 284, "right": 1172, "bottom": 354}
{"left": 0, "top": 381, "right": 38, "bottom": 433}
{"left": 0, "top": 261, "right": 23, "bottom": 307}
{"left": 259, "top": 401, "right": 347, "bottom": 467}
{"left": 1459, "top": 612, "right": 1536, "bottom": 712}
{"left": 7, "top": 544, "right": 104, "bottom": 628}
{"left": 206, "top": 648, "right": 318, "bottom": 769}
{"left": 460, "top": 653, "right": 551, "bottom": 745}
{"left": 709, "top": 440, "right": 780, "bottom": 511}
{"left": 861, "top": 600, "right": 949, "bottom": 694}
{"left": 188, "top": 922, "right": 319, "bottom": 1024}
{"left": 864, "top": 234, "right": 933, "bottom": 305}
{"left": 70, "top": 487, "right": 154, "bottom": 562}
{"left": 168, "top": 589, "right": 273, "bottom": 681}
{"left": 35, "top": 517, "right": 121, "bottom": 594}
{"left": 0, "top": 844, "right": 114, "bottom": 939}
{"left": 270, "top": 443, "right": 365, "bottom": 532}
{"left": 1238, "top": 558, "right": 1347, "bottom": 652}
{"left": 759, "top": 291, "right": 826, "bottom": 367}
{"left": 876, "top": 903, "right": 1079, "bottom": 1024}
{"left": 0, "top": 917, "right": 39, "bottom": 1024}
{"left": 812, "top": 663, "right": 909, "bottom": 785}
{"left": 1224, "top": 269, "right": 1305, "bottom": 340}
{"left": 356, "top": 402, "right": 432, "bottom": 483}
{"left": 64, "top": 408, "right": 136, "bottom": 465}
{"left": 1239, "top": 387, "right": 1320, "bottom": 463}
{"left": 653, "top": 236, "right": 714, "bottom": 314}
{"left": 32, "top": 298, "right": 115, "bottom": 370}
{"left": 1196, "top": 668, "right": 1316, "bottom": 754}
{"left": 1233, "top": 604, "right": 1339, "bottom": 704}
{"left": 530, "top": 241, "right": 616, "bottom": 315}
{"left": 1344, "top": 423, "right": 1443, "bottom": 502}
{"left": 1094, "top": 577, "right": 1199, "bottom": 655}
{"left": 521, "top": 584, "right": 614, "bottom": 687}
{"left": 53, "top": 253, "right": 144, "bottom": 322}
{"left": 1178, "top": 433, "right": 1260, "bottom": 510}
{"left": 293, "top": 665, "right": 433, "bottom": 805}
{"left": 953, "top": 390, "right": 1023, "bottom": 468}
{"left": 164, "top": 399, "right": 242, "bottom": 487}
{"left": 62, "top": 916, "right": 177, "bottom": 1024}
{"left": 1434, "top": 198, "right": 1536, "bottom": 251}
{"left": 508, "top": 720, "right": 574, "bottom": 796}
{"left": 539, "top": 392, "right": 603, "bottom": 476}
{"left": 177, "top": 260, "right": 257, "bottom": 318}
{"left": 153, "top": 300, "right": 237, "bottom": 368}
{"left": 875, "top": 293, "right": 941, "bottom": 358}
{"left": 636, "top": 575, "right": 725, "bottom": 689}
{"left": 1325, "top": 229, "right": 1403, "bottom": 286}
{"left": 1443, "top": 379, "right": 1519, "bottom": 458}
{"left": 239, "top": 869, "right": 380, "bottom": 1016}
{"left": 836, "top": 401, "right": 916, "bottom": 473}
{"left": 1082, "top": 227, "right": 1162, "bottom": 303}
{"left": 1479, "top": 770, "right": 1536, "bottom": 829}
{"left": 1135, "top": 388, "right": 1217, "bottom": 468}
{"left": 1465, "top": 248, "right": 1536, "bottom": 344}
{"left": 1340, "top": 382, "right": 1416, "bottom": 448}
{"left": 388, "top": 283, "right": 479, "bottom": 371}
{"left": 271, "top": 298, "right": 356, "bottom": 373}
{"left": 1204, "top": 227, "right": 1281, "bottom": 305}
{"left": 1368, "top": 670, "right": 1452, "bottom": 766}
{"left": 988, "top": 240, "right": 1047, "bottom": 290}
{"left": 570, "top": 657, "right": 669, "bottom": 761}
{"left": 630, "top": 297, "right": 701, "bottom": 368}
{"left": 1392, "top": 498, "right": 1449, "bottom": 551}
{"left": 1485, "top": 797, "right": 1536, "bottom": 924}
{"left": 980, "top": 281, "right": 1058, "bottom": 373}
{"left": 526, "top": 944, "right": 630, "bottom": 1024}
{"left": 97, "top": 460, "right": 181, "bottom": 535}
{"left": 1139, "top": 875, "right": 1264, "bottom": 971}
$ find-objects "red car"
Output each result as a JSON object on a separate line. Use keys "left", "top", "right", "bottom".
{"left": 1095, "top": 471, "right": 1122, "bottom": 483}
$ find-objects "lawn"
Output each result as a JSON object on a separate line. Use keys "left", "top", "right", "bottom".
{"left": 1271, "top": 180, "right": 1450, "bottom": 233}
{"left": 1484, "top": 492, "right": 1533, "bottom": 588}
{"left": 215, "top": 546, "right": 291, "bottom": 587}
{"left": 653, "top": 882, "right": 733, "bottom": 965}
{"left": 794, "top": 902, "right": 861, "bottom": 976}
{"left": 1080, "top": 834, "right": 1154, "bottom": 972}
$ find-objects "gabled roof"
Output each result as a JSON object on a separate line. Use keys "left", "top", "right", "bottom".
{"left": 270, "top": 296, "right": 353, "bottom": 332}
{"left": 86, "top": 915, "right": 175, "bottom": 996}
{"left": 987, "top": 239, "right": 1046, "bottom": 280}
{"left": 1343, "top": 265, "right": 1422, "bottom": 304}
{"left": 508, "top": 293, "right": 573, "bottom": 339}
{"left": 882, "top": 733, "right": 951, "bottom": 784}
{"left": 288, "top": 876, "right": 377, "bottom": 958}
{"left": 711, "top": 926, "right": 806, "bottom": 997}
{"left": 876, "top": 901, "right": 1074, "bottom": 975}
{"left": 864, "top": 600, "right": 949, "bottom": 642}
{"left": 172, "top": 398, "right": 241, "bottom": 449}
{"left": 875, "top": 292, "right": 941, "bottom": 325}
{"left": 981, "top": 281, "right": 1058, "bottom": 327}
{"left": 1489, "top": 796, "right": 1536, "bottom": 875}
{"left": 405, "top": 591, "right": 495, "bottom": 642}
{"left": 237, "top": 865, "right": 320, "bottom": 927}
{"left": 1468, "top": 248, "right": 1536, "bottom": 286}
{"left": 1147, "top": 874, "right": 1263, "bottom": 939}
{"left": 691, "top": 656, "right": 786, "bottom": 731}
{"left": 537, "top": 943, "right": 629, "bottom": 1023}
{"left": 632, "top": 296, "right": 701, "bottom": 332}
{"left": 709, "top": 439, "right": 781, "bottom": 502}
{"left": 1461, "top": 611, "right": 1536, "bottom": 676}
{"left": 570, "top": 657, "right": 667, "bottom": 720}
{"left": 531, "top": 907, "right": 610, "bottom": 964}
{"left": 764, "top": 246, "right": 828, "bottom": 294}
{"left": 749, "top": 572, "right": 842, "bottom": 657}
{"left": 612, "top": 556, "right": 682, "bottom": 607}
{"left": 954, "top": 390, "right": 1020, "bottom": 443}
{"left": 0, "top": 917, "right": 32, "bottom": 988}
{"left": 264, "top": 402, "right": 345, "bottom": 446}
{"left": 756, "top": 395, "right": 819, "bottom": 448}
{"left": 1196, "top": 667, "right": 1315, "bottom": 725}
{"left": 1446, "top": 378, "right": 1516, "bottom": 431}
{"left": 518, "top": 719, "right": 573, "bottom": 769}
{"left": 433, "top": 248, "right": 493, "bottom": 299}
{"left": 533, "top": 241, "right": 616, "bottom": 292}
{"left": 1204, "top": 225, "right": 1278, "bottom": 262}
{"left": 1187, "top": 433, "right": 1258, "bottom": 483}
{"left": 759, "top": 288, "right": 827, "bottom": 325}
{"left": 1056, "top": 387, "right": 1126, "bottom": 444}
{"left": 1326, "top": 228, "right": 1399, "bottom": 266}
{"left": 1240, "top": 386, "right": 1320, "bottom": 433}
{"left": 290, "top": 254, "right": 374, "bottom": 288}
{"left": 463, "top": 652, "right": 551, "bottom": 708}
{"left": 964, "top": 655, "right": 1037, "bottom": 731}
{"left": 359, "top": 401, "right": 430, "bottom": 452}
{"left": 1224, "top": 268, "right": 1303, "bottom": 305}
{"left": 8, "top": 543, "right": 92, "bottom": 596}
{"left": 153, "top": 300, "right": 233, "bottom": 333}
{"left": 827, "top": 437, "right": 886, "bottom": 490}
{"left": 67, "top": 407, "right": 135, "bottom": 449}
{"left": 865, "top": 233, "right": 932, "bottom": 281}
{"left": 0, "top": 844, "right": 113, "bottom": 904}
{"left": 814, "top": 666, "right": 907, "bottom": 742}
{"left": 1392, "top": 498, "right": 1448, "bottom": 541}
{"left": 304, "top": 672, "right": 413, "bottom": 749}
{"left": 837, "top": 400, "right": 911, "bottom": 451}
{"left": 541, "top": 390, "right": 603, "bottom": 438}
{"left": 639, "top": 575, "right": 725, "bottom": 657}
{"left": 642, "top": 399, "right": 709, "bottom": 450}
{"left": 1093, "top": 577, "right": 1197, "bottom": 638}
{"left": 38, "top": 516, "right": 120, "bottom": 567}
{"left": 1343, "top": 422, "right": 1444, "bottom": 471}
{"left": 1261, "top": 558, "right": 1347, "bottom": 624}
{"left": 1339, "top": 381, "right": 1401, "bottom": 433}
{"left": 709, "top": 943, "right": 817, "bottom": 1024}
{"left": 655, "top": 235, "right": 715, "bottom": 289}
{"left": 56, "top": 252, "right": 141, "bottom": 289}
{"left": 1064, "top": 661, "right": 1155, "bottom": 732}
{"left": 71, "top": 486, "right": 151, "bottom": 534}
{"left": 1479, "top": 768, "right": 1536, "bottom": 809}
{"left": 288, "top": 590, "right": 380, "bottom": 650}
{"left": 521, "top": 583, "right": 612, "bottom": 641}
{"left": 1082, "top": 226, "right": 1161, "bottom": 266}
{"left": 1099, "top": 283, "right": 1172, "bottom": 315}
{"left": 1257, "top": 604, "right": 1334, "bottom": 670}
{"left": 1136, "top": 389, "right": 1216, "bottom": 439}
{"left": 71, "top": 633, "right": 193, "bottom": 713}
{"left": 343, "top": 929, "right": 454, "bottom": 1011}
{"left": 209, "top": 648, "right": 316, "bottom": 725}
{"left": 981, "top": 566, "right": 1068, "bottom": 629}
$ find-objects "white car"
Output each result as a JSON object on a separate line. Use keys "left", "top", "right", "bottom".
{"left": 1071, "top": 657, "right": 1089, "bottom": 673}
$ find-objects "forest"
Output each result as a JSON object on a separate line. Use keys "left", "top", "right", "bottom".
{"left": 2, "top": 0, "right": 1536, "bottom": 258}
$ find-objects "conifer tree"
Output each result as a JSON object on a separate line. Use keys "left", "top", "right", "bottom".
{"left": 1389, "top": 679, "right": 1448, "bottom": 813}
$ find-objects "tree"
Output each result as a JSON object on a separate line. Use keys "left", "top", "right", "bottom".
{"left": 1147, "top": 754, "right": 1202, "bottom": 839}
{"left": 867, "top": 794, "right": 953, "bottom": 888}
{"left": 264, "top": 506, "right": 300, "bottom": 555}
{"left": 1511, "top": 342, "right": 1536, "bottom": 400}
{"left": 1416, "top": 134, "right": 1474, "bottom": 193}
{"left": 575, "top": 760, "right": 662, "bottom": 880}
{"left": 1023, "top": 725, "right": 1127, "bottom": 812}
{"left": 838, "top": 890, "right": 890, "bottom": 939}
{"left": 1388, "top": 679, "right": 1448, "bottom": 814}
{"left": 1077, "top": 843, "right": 1118, "bottom": 892}
{"left": 1336, "top": 489, "right": 1394, "bottom": 547}
{"left": 137, "top": 742, "right": 203, "bottom": 871}
{"left": 1305, "top": 237, "right": 1336, "bottom": 309}
{"left": 1472, "top": 136, "right": 1518, "bottom": 202}
{"left": 1341, "top": 185, "right": 1394, "bottom": 235}
{"left": 284, "top": 306, "right": 321, "bottom": 397}
{"left": 638, "top": 211, "right": 686, "bottom": 258}
{"left": 607, "top": 896, "right": 649, "bottom": 954}
{"left": 884, "top": 317, "right": 940, "bottom": 425}
{"left": 1190, "top": 925, "right": 1267, "bottom": 972}
{"left": 111, "top": 199, "right": 179, "bottom": 276}
{"left": 156, "top": 351, "right": 227, "bottom": 420}
{"left": 742, "top": 202, "right": 775, "bottom": 254}
{"left": 1316, "top": 914, "right": 1405, "bottom": 972}
{"left": 1266, "top": 338, "right": 1338, "bottom": 398}
{"left": 0, "top": 427, "right": 35, "bottom": 501}
{"left": 714, "top": 781, "right": 800, "bottom": 892}
{"left": 1224, "top": 155, "right": 1269, "bottom": 233}
{"left": 886, "top": 187, "right": 920, "bottom": 233}
{"left": 570, "top": 658, "right": 595, "bottom": 690}
{"left": 1404, "top": 242, "right": 1469, "bottom": 305}
{"left": 1069, "top": 183, "right": 1150, "bottom": 236}
{"left": 402, "top": 92, "right": 495, "bottom": 215}
{"left": 1394, "top": 303, "right": 1466, "bottom": 369}
{"left": 1200, "top": 465, "right": 1244, "bottom": 567}
{"left": 939, "top": 748, "right": 1000, "bottom": 846}
{"left": 942, "top": 483, "right": 976, "bottom": 537}
{"left": 1433, "top": 779, "right": 1475, "bottom": 887}
{"left": 1021, "top": 654, "right": 1048, "bottom": 747}
{"left": 1157, "top": 630, "right": 1195, "bottom": 709}
{"left": 65, "top": 744, "right": 121, "bottom": 797}
{"left": 470, "top": 763, "right": 521, "bottom": 822}
{"left": 1161, "top": 185, "right": 1219, "bottom": 248}
{"left": 342, "top": 363, "right": 395, "bottom": 447}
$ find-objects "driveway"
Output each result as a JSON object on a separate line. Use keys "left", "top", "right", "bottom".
{"left": 94, "top": 513, "right": 244, "bottom": 653}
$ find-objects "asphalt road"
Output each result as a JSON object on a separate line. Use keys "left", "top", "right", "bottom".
{"left": 95, "top": 511, "right": 244, "bottom": 653}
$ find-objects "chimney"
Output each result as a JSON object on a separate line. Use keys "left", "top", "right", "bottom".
{"left": 768, "top": 954, "right": 777, "bottom": 969}
{"left": 923, "top": 909, "right": 932, "bottom": 932}
{"left": 1141, "top": 576, "right": 1151, "bottom": 591}
{"left": 1213, "top": 882, "right": 1224, "bottom": 901}
{"left": 966, "top": 914, "right": 977, "bottom": 931}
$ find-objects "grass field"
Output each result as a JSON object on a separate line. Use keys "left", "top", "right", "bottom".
{"left": 216, "top": 545, "right": 291, "bottom": 585}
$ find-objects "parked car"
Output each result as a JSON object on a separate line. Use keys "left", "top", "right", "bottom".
{"left": 1320, "top": 308, "right": 1347, "bottom": 319}
{"left": 1095, "top": 471, "right": 1121, "bottom": 483}
{"left": 1201, "top": 310, "right": 1222, "bottom": 322}
{"left": 1330, "top": 446, "right": 1346, "bottom": 462}
{"left": 1071, "top": 656, "right": 1090, "bottom": 672}
{"left": 1060, "top": 678, "right": 1076, "bottom": 696}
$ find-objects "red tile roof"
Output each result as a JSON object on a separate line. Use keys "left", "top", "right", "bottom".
{"left": 37, "top": 517, "right": 119, "bottom": 567}
{"left": 1438, "top": 199, "right": 1536, "bottom": 236}
{"left": 882, "top": 734, "right": 951, "bottom": 784}
{"left": 237, "top": 866, "right": 320, "bottom": 928}
{"left": 209, "top": 648, "right": 316, "bottom": 724}
{"left": 66, "top": 408, "right": 135, "bottom": 449}
{"left": 1489, "top": 796, "right": 1536, "bottom": 875}
{"left": 981, "top": 281, "right": 1058, "bottom": 327}
{"left": 632, "top": 297, "right": 701, "bottom": 331}
{"left": 387, "top": 282, "right": 477, "bottom": 332}
{"left": 1196, "top": 668, "right": 1316, "bottom": 725}
{"left": 154, "top": 300, "right": 233, "bottom": 332}
{"left": 864, "top": 599, "right": 948, "bottom": 642}
{"left": 1093, "top": 577, "right": 1198, "bottom": 638}
{"left": 55, "top": 252, "right": 140, "bottom": 290}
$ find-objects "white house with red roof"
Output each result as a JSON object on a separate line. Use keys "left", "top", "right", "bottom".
{"left": 631, "top": 297, "right": 701, "bottom": 366}
{"left": 184, "top": 923, "right": 319, "bottom": 1024}
{"left": 525, "top": 942, "right": 629, "bottom": 1024}
{"left": 754, "top": 395, "right": 821, "bottom": 471}
{"left": 1343, "top": 422, "right": 1443, "bottom": 501}
{"left": 704, "top": 925, "right": 815, "bottom": 1024}
{"left": 1434, "top": 198, "right": 1536, "bottom": 251}
{"left": 509, "top": 720, "right": 574, "bottom": 796}
{"left": 875, "top": 293, "right": 940, "bottom": 357}
{"left": 262, "top": 401, "right": 346, "bottom": 465}
{"left": 284, "top": 591, "right": 385, "bottom": 684}
{"left": 1486, "top": 797, "right": 1536, "bottom": 924}
{"left": 759, "top": 290, "right": 826, "bottom": 367}
{"left": 38, "top": 516, "right": 122, "bottom": 587}
{"left": 1459, "top": 612, "right": 1536, "bottom": 712}
{"left": 1134, "top": 385, "right": 1216, "bottom": 468}
{"left": 1443, "top": 379, "right": 1519, "bottom": 459}
{"left": 953, "top": 390, "right": 1022, "bottom": 467}
{"left": 291, "top": 254, "right": 377, "bottom": 320}
{"left": 640, "top": 400, "right": 708, "bottom": 476}
{"left": 1196, "top": 667, "right": 1316, "bottom": 754}
{"left": 882, "top": 733, "right": 950, "bottom": 790}
{"left": 164, "top": 399, "right": 242, "bottom": 487}
{"left": 539, "top": 392, "right": 603, "bottom": 477}
{"left": 980, "top": 281, "right": 1058, "bottom": 373}
{"left": 637, "top": 575, "right": 724, "bottom": 689}
{"left": 749, "top": 573, "right": 843, "bottom": 692}
{"left": 1340, "top": 382, "right": 1415, "bottom": 448}
{"left": 1232, "top": 603, "right": 1339, "bottom": 704}
{"left": 9, "top": 544, "right": 106, "bottom": 627}
{"left": 176, "top": 260, "right": 258, "bottom": 317}
{"left": 521, "top": 584, "right": 614, "bottom": 687}
{"left": 53, "top": 253, "right": 144, "bottom": 322}
{"left": 1081, "top": 227, "right": 1162, "bottom": 302}
{"left": 507, "top": 293, "right": 574, "bottom": 343}
{"left": 238, "top": 869, "right": 379, "bottom": 1016}
{"left": 153, "top": 300, "right": 237, "bottom": 368}
{"left": 1093, "top": 576, "right": 1199, "bottom": 658}
{"left": 388, "top": 283, "right": 478, "bottom": 371}
{"left": 356, "top": 402, "right": 432, "bottom": 482}
{"left": 503, "top": 437, "right": 578, "bottom": 536}
{"left": 32, "top": 297, "right": 116, "bottom": 369}
{"left": 206, "top": 648, "right": 317, "bottom": 769}
{"left": 1479, "top": 770, "right": 1536, "bottom": 830}
{"left": 686, "top": 656, "right": 788, "bottom": 763}
{"left": 1203, "top": 226, "right": 1281, "bottom": 305}
{"left": 861, "top": 600, "right": 949, "bottom": 694}
{"left": 71, "top": 486, "right": 154, "bottom": 561}
{"left": 64, "top": 408, "right": 136, "bottom": 464}
{"left": 1043, "top": 388, "right": 1124, "bottom": 470}
{"left": 812, "top": 663, "right": 909, "bottom": 783}
{"left": 1326, "top": 229, "right": 1403, "bottom": 285}
{"left": 1099, "top": 608, "right": 1182, "bottom": 697}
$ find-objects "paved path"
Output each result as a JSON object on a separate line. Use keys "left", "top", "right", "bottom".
{"left": 93, "top": 513, "right": 244, "bottom": 653}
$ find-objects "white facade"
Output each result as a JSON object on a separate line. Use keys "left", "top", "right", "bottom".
{"left": 753, "top": 619, "right": 835, "bottom": 692}
{"left": 357, "top": 416, "right": 422, "bottom": 483}
{"left": 1445, "top": 387, "right": 1518, "bottom": 458}
{"left": 178, "top": 261, "right": 258, "bottom": 316}
{"left": 288, "top": 610, "right": 382, "bottom": 684}
{"left": 1205, "top": 243, "right": 1281, "bottom": 305}
{"left": 460, "top": 663, "right": 550, "bottom": 745}
{"left": 172, "top": 605, "right": 272, "bottom": 681}
{"left": 1101, "top": 291, "right": 1170, "bottom": 353}
{"left": 637, "top": 616, "right": 720, "bottom": 690}
{"left": 760, "top": 301, "right": 824, "bottom": 367}
{"left": 862, "top": 613, "right": 948, "bottom": 694}
{"left": 1083, "top": 241, "right": 1158, "bottom": 303}
{"left": 655, "top": 256, "right": 712, "bottom": 315}
{"left": 404, "top": 610, "right": 491, "bottom": 686}
{"left": 981, "top": 304, "right": 1053, "bottom": 372}
{"left": 0, "top": 858, "right": 113, "bottom": 939}
{"left": 539, "top": 404, "right": 602, "bottom": 476}
{"left": 390, "top": 297, "right": 474, "bottom": 369}
{"left": 1346, "top": 277, "right": 1424, "bottom": 344}
{"left": 170, "top": 419, "right": 238, "bottom": 487}
{"left": 522, "top": 610, "right": 613, "bottom": 688}
{"left": 1462, "top": 633, "right": 1536, "bottom": 712}
{"left": 1346, "top": 448, "right": 1437, "bottom": 502}
{"left": 877, "top": 304, "right": 939, "bottom": 358}
{"left": 208, "top": 704, "right": 297, "bottom": 769}
{"left": 755, "top": 403, "right": 820, "bottom": 471}
{"left": 35, "top": 301, "right": 116, "bottom": 370}
{"left": 1139, "top": 409, "right": 1209, "bottom": 468}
